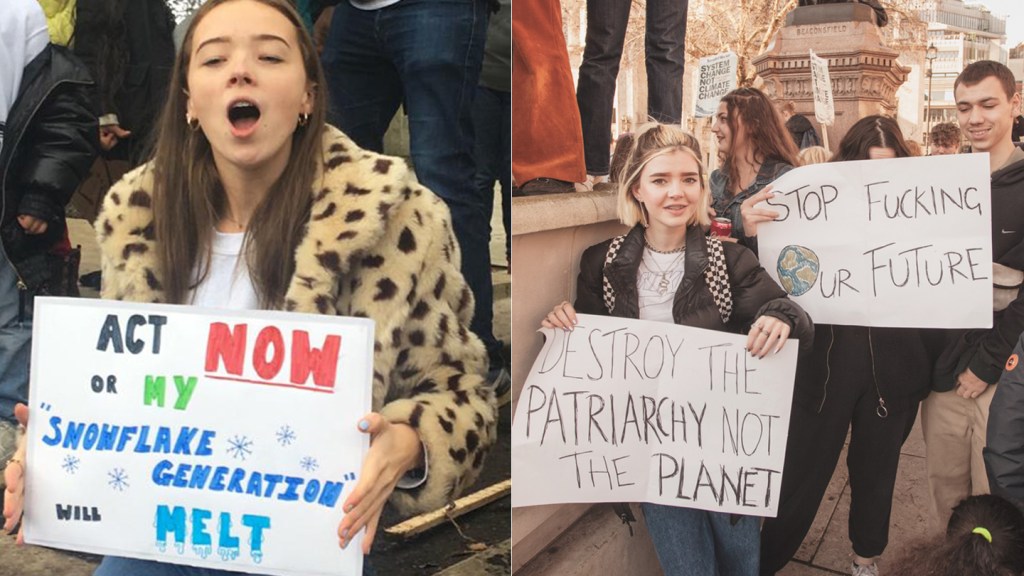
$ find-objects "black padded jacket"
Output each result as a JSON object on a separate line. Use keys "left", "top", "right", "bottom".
{"left": 0, "top": 44, "right": 97, "bottom": 275}
{"left": 574, "top": 224, "right": 814, "bottom": 347}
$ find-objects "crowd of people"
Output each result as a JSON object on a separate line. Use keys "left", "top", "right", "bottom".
{"left": 1, "top": 0, "right": 509, "bottom": 574}
{"left": 539, "top": 58, "right": 1024, "bottom": 576}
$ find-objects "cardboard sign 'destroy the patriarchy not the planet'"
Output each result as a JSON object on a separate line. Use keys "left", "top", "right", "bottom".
{"left": 24, "top": 298, "right": 374, "bottom": 576}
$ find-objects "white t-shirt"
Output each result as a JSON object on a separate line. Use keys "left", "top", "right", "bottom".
{"left": 188, "top": 229, "right": 428, "bottom": 487}
{"left": 1, "top": 0, "right": 49, "bottom": 145}
{"left": 189, "top": 230, "right": 259, "bottom": 310}
{"left": 637, "top": 250, "right": 686, "bottom": 323}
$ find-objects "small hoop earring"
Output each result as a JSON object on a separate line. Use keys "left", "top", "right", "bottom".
{"left": 186, "top": 114, "right": 200, "bottom": 132}
{"left": 639, "top": 202, "right": 650, "bottom": 228}
{"left": 298, "top": 113, "right": 310, "bottom": 127}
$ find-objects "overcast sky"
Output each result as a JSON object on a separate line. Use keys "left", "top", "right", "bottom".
{"left": 972, "top": 0, "right": 1024, "bottom": 47}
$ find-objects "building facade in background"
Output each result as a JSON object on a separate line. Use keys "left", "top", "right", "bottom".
{"left": 921, "top": 0, "right": 1008, "bottom": 124}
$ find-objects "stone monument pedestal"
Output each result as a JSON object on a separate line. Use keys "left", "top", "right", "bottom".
{"left": 753, "top": 3, "right": 909, "bottom": 148}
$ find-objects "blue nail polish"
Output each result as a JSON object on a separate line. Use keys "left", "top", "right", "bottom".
{"left": 342, "top": 528, "right": 349, "bottom": 538}
{"left": 358, "top": 419, "right": 370, "bottom": 431}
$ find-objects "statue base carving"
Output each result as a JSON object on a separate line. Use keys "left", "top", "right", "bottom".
{"left": 753, "top": 4, "right": 908, "bottom": 148}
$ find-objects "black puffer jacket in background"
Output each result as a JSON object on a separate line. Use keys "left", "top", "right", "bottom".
{"left": 574, "top": 224, "right": 814, "bottom": 348}
{"left": 985, "top": 332, "right": 1024, "bottom": 513}
{"left": 1, "top": 44, "right": 97, "bottom": 277}
{"left": 933, "top": 153, "right": 1024, "bottom": 389}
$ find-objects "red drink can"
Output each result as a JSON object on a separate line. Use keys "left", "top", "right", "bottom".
{"left": 710, "top": 217, "right": 733, "bottom": 238}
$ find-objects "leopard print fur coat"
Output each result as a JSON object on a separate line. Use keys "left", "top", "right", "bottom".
{"left": 94, "top": 126, "right": 497, "bottom": 515}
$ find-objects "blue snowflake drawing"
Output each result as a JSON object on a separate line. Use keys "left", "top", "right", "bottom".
{"left": 276, "top": 425, "right": 296, "bottom": 446}
{"left": 300, "top": 456, "right": 319, "bottom": 472}
{"left": 108, "top": 468, "right": 129, "bottom": 491}
{"left": 226, "top": 435, "right": 254, "bottom": 460}
{"left": 62, "top": 455, "right": 80, "bottom": 474}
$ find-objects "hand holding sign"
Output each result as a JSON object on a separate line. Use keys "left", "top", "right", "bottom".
{"left": 338, "top": 414, "right": 423, "bottom": 553}
{"left": 746, "top": 316, "right": 791, "bottom": 358}
{"left": 739, "top": 188, "right": 780, "bottom": 238}
{"left": 512, "top": 314, "right": 799, "bottom": 516}
{"left": 541, "top": 301, "right": 578, "bottom": 331}
{"left": 2, "top": 402, "right": 28, "bottom": 543}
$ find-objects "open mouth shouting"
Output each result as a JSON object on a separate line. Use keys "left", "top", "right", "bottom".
{"left": 227, "top": 99, "right": 261, "bottom": 137}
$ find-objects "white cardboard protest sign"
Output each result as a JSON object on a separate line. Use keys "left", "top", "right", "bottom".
{"left": 809, "top": 50, "right": 834, "bottom": 126}
{"left": 25, "top": 298, "right": 374, "bottom": 576}
{"left": 756, "top": 154, "right": 993, "bottom": 328}
{"left": 695, "top": 52, "right": 738, "bottom": 118}
{"left": 512, "top": 314, "right": 797, "bottom": 517}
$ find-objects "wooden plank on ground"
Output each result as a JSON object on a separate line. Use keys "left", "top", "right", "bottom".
{"left": 385, "top": 479, "right": 511, "bottom": 538}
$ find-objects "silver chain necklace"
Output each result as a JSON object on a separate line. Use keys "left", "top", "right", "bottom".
{"left": 643, "top": 248, "right": 686, "bottom": 295}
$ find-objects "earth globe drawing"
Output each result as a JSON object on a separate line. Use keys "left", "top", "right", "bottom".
{"left": 776, "top": 245, "right": 820, "bottom": 297}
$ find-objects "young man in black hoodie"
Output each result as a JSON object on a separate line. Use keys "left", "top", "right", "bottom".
{"left": 923, "top": 60, "right": 1024, "bottom": 529}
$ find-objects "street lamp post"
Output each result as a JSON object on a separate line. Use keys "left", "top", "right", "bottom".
{"left": 925, "top": 43, "right": 938, "bottom": 154}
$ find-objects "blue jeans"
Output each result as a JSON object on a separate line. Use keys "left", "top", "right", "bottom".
{"left": 641, "top": 503, "right": 760, "bottom": 576}
{"left": 321, "top": 0, "right": 502, "bottom": 360}
{"left": 472, "top": 85, "right": 510, "bottom": 266}
{"left": 95, "top": 556, "right": 375, "bottom": 576}
{"left": 576, "top": 0, "right": 688, "bottom": 175}
{"left": 0, "top": 247, "right": 30, "bottom": 424}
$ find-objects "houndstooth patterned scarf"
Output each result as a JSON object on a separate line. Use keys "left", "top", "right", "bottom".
{"left": 602, "top": 233, "right": 733, "bottom": 324}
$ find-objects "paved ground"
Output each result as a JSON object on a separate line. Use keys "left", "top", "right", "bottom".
{"left": 2, "top": 193, "right": 512, "bottom": 576}
{"left": 777, "top": 413, "right": 933, "bottom": 575}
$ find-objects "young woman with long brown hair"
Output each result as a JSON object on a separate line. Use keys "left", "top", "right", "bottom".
{"left": 3, "top": 1, "right": 497, "bottom": 574}
{"left": 747, "top": 116, "right": 935, "bottom": 576}
{"left": 710, "top": 87, "right": 799, "bottom": 245}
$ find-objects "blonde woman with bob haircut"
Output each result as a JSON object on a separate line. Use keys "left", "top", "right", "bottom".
{"left": 3, "top": 1, "right": 497, "bottom": 574}
{"left": 542, "top": 123, "right": 813, "bottom": 576}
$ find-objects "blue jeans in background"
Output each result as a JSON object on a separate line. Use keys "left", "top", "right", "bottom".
{"left": 321, "top": 0, "right": 502, "bottom": 364}
{"left": 576, "top": 0, "right": 688, "bottom": 176}
{"left": 641, "top": 503, "right": 760, "bottom": 576}
{"left": 472, "top": 85, "right": 511, "bottom": 266}
{"left": 0, "top": 246, "right": 31, "bottom": 424}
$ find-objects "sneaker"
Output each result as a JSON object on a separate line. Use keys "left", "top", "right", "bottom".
{"left": 0, "top": 419, "right": 18, "bottom": 490}
{"left": 851, "top": 561, "right": 879, "bottom": 576}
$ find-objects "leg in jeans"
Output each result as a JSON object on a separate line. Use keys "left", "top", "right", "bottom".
{"left": 472, "top": 85, "right": 511, "bottom": 262}
{"left": 325, "top": 0, "right": 500, "bottom": 360}
{"left": 576, "top": 0, "right": 631, "bottom": 176}
{"left": 921, "top": 389, "right": 973, "bottom": 528}
{"left": 0, "top": 248, "right": 30, "bottom": 426}
{"left": 710, "top": 513, "right": 760, "bottom": 576}
{"left": 321, "top": 4, "right": 403, "bottom": 151}
{"left": 497, "top": 90, "right": 511, "bottom": 263}
{"left": 846, "top": 399, "right": 918, "bottom": 559}
{"left": 471, "top": 85, "right": 510, "bottom": 362}
{"left": 381, "top": 0, "right": 499, "bottom": 359}
{"left": 644, "top": 0, "right": 687, "bottom": 124}
{"left": 642, "top": 503, "right": 716, "bottom": 576}
{"left": 643, "top": 504, "right": 759, "bottom": 576}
